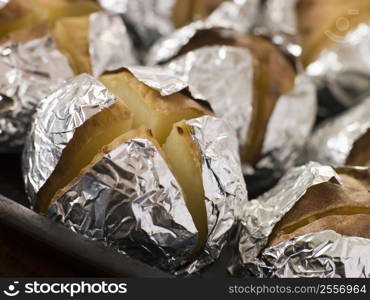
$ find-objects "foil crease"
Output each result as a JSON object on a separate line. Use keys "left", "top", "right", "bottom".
{"left": 230, "top": 162, "right": 341, "bottom": 276}
{"left": 306, "top": 23, "right": 370, "bottom": 107}
{"left": 301, "top": 95, "right": 370, "bottom": 166}
{"left": 178, "top": 116, "right": 248, "bottom": 274}
{"left": 258, "top": 230, "right": 370, "bottom": 278}
{"left": 47, "top": 138, "right": 198, "bottom": 271}
{"left": 146, "top": 0, "right": 260, "bottom": 65}
{"left": 164, "top": 46, "right": 254, "bottom": 147}
{"left": 89, "top": 11, "right": 138, "bottom": 77}
{"left": 22, "top": 74, "right": 117, "bottom": 205}
{"left": 0, "top": 36, "right": 73, "bottom": 152}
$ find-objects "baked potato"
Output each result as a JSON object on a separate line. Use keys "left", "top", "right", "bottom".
{"left": 0, "top": 0, "right": 99, "bottom": 41}
{"left": 269, "top": 170, "right": 370, "bottom": 246}
{"left": 297, "top": 0, "right": 370, "bottom": 67}
{"left": 160, "top": 28, "right": 296, "bottom": 166}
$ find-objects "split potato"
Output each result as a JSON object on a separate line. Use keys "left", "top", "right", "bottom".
{"left": 163, "top": 28, "right": 296, "bottom": 166}
{"left": 0, "top": 0, "right": 99, "bottom": 41}
{"left": 35, "top": 72, "right": 212, "bottom": 254}
{"left": 269, "top": 171, "right": 370, "bottom": 246}
{"left": 297, "top": 0, "right": 370, "bottom": 66}
{"left": 100, "top": 70, "right": 212, "bottom": 144}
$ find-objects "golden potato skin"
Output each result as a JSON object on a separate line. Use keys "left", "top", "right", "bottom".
{"left": 297, "top": 0, "right": 370, "bottom": 67}
{"left": 166, "top": 28, "right": 296, "bottom": 166}
{"left": 269, "top": 172, "right": 370, "bottom": 246}
{"left": 0, "top": 0, "right": 99, "bottom": 42}
{"left": 270, "top": 214, "right": 370, "bottom": 246}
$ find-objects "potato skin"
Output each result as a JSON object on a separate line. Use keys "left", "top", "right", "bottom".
{"left": 165, "top": 28, "right": 296, "bottom": 166}
{"left": 297, "top": 0, "right": 370, "bottom": 67}
{"left": 269, "top": 172, "right": 370, "bottom": 246}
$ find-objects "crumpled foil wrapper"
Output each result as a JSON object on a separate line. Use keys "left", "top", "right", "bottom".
{"left": 300, "top": 95, "right": 370, "bottom": 166}
{"left": 229, "top": 161, "right": 342, "bottom": 276}
{"left": 47, "top": 115, "right": 247, "bottom": 273}
{"left": 89, "top": 11, "right": 138, "bottom": 77}
{"left": 146, "top": 0, "right": 260, "bottom": 65}
{"left": 22, "top": 74, "right": 116, "bottom": 205}
{"left": 256, "top": 0, "right": 301, "bottom": 57}
{"left": 164, "top": 45, "right": 254, "bottom": 147}
{"left": 257, "top": 230, "right": 370, "bottom": 278}
{"left": 47, "top": 137, "right": 198, "bottom": 271}
{"left": 177, "top": 116, "right": 248, "bottom": 274}
{"left": 98, "top": 0, "right": 176, "bottom": 56}
{"left": 306, "top": 22, "right": 370, "bottom": 108}
{"left": 0, "top": 36, "right": 73, "bottom": 152}
{"left": 253, "top": 74, "right": 316, "bottom": 175}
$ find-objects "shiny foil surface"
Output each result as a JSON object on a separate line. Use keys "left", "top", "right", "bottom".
{"left": 164, "top": 46, "right": 254, "bottom": 147}
{"left": 89, "top": 11, "right": 138, "bottom": 77}
{"left": 157, "top": 40, "right": 316, "bottom": 178}
{"left": 179, "top": 116, "right": 248, "bottom": 274}
{"left": 258, "top": 230, "right": 370, "bottom": 278}
{"left": 258, "top": 0, "right": 301, "bottom": 57}
{"left": 301, "top": 95, "right": 370, "bottom": 166}
{"left": 146, "top": 0, "right": 260, "bottom": 65}
{"left": 98, "top": 0, "right": 177, "bottom": 54}
{"left": 0, "top": 36, "right": 73, "bottom": 152}
{"left": 22, "top": 74, "right": 117, "bottom": 206}
{"left": 306, "top": 23, "right": 370, "bottom": 107}
{"left": 256, "top": 74, "right": 316, "bottom": 172}
{"left": 47, "top": 138, "right": 198, "bottom": 271}
{"left": 46, "top": 115, "right": 247, "bottom": 273}
{"left": 230, "top": 162, "right": 341, "bottom": 276}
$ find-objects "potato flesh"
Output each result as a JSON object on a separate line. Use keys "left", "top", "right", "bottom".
{"left": 100, "top": 71, "right": 211, "bottom": 144}
{"left": 36, "top": 101, "right": 133, "bottom": 213}
{"left": 52, "top": 16, "right": 91, "bottom": 75}
{"left": 163, "top": 122, "right": 208, "bottom": 255}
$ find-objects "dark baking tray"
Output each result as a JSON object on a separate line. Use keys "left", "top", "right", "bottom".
{"left": 0, "top": 154, "right": 230, "bottom": 277}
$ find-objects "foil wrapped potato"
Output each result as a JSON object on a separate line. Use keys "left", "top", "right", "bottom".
{"left": 269, "top": 170, "right": 370, "bottom": 246}
{"left": 24, "top": 69, "right": 246, "bottom": 272}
